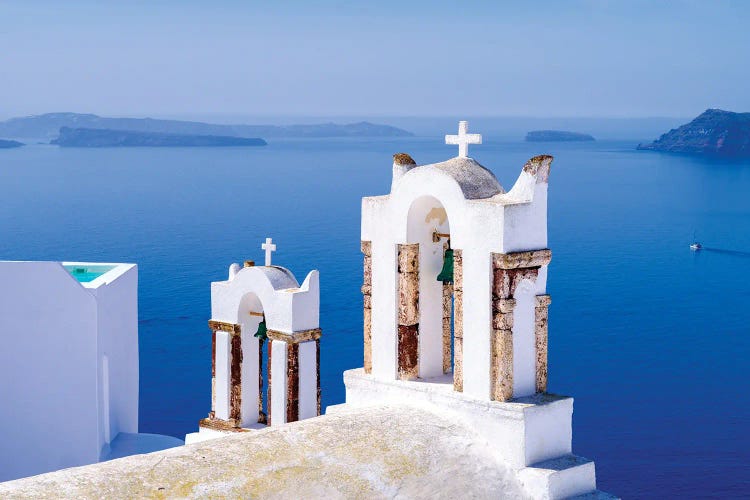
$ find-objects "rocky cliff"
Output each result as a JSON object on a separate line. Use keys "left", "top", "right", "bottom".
{"left": 51, "top": 127, "right": 267, "bottom": 147}
{"left": 525, "top": 130, "right": 595, "bottom": 142}
{"left": 0, "top": 113, "right": 413, "bottom": 140}
{"left": 637, "top": 109, "right": 750, "bottom": 157}
{"left": 0, "top": 139, "right": 23, "bottom": 149}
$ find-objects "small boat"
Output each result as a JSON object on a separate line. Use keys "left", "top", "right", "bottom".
{"left": 690, "top": 242, "right": 702, "bottom": 251}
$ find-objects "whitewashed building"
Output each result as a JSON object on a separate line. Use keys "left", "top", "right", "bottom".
{"left": 186, "top": 238, "right": 322, "bottom": 444}
{"left": 0, "top": 261, "right": 180, "bottom": 482}
{"left": 335, "top": 122, "right": 613, "bottom": 499}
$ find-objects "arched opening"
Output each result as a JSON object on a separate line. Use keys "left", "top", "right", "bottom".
{"left": 401, "top": 195, "right": 458, "bottom": 384}
{"left": 237, "top": 292, "right": 269, "bottom": 428}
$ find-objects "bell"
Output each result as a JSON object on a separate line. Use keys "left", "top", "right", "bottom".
{"left": 437, "top": 248, "right": 454, "bottom": 284}
{"left": 254, "top": 318, "right": 268, "bottom": 341}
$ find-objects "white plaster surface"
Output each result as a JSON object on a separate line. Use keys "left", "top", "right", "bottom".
{"left": 0, "top": 261, "right": 139, "bottom": 482}
{"left": 513, "top": 279, "right": 542, "bottom": 397}
{"left": 270, "top": 339, "right": 288, "bottom": 426}
{"left": 298, "top": 340, "right": 318, "bottom": 420}
{"left": 211, "top": 266, "right": 319, "bottom": 334}
{"left": 184, "top": 427, "right": 229, "bottom": 445}
{"left": 341, "top": 368, "right": 571, "bottom": 469}
{"left": 362, "top": 147, "right": 551, "bottom": 400}
{"left": 214, "top": 331, "right": 231, "bottom": 421}
{"left": 518, "top": 455, "right": 597, "bottom": 500}
{"left": 0, "top": 405, "right": 530, "bottom": 499}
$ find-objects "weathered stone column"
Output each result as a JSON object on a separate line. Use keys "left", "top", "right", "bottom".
{"left": 316, "top": 338, "right": 321, "bottom": 416}
{"left": 442, "top": 282, "right": 453, "bottom": 374}
{"left": 202, "top": 320, "right": 244, "bottom": 431}
{"left": 490, "top": 249, "right": 551, "bottom": 402}
{"left": 267, "top": 341, "right": 273, "bottom": 425}
{"left": 491, "top": 298, "right": 515, "bottom": 402}
{"left": 397, "top": 243, "right": 419, "bottom": 380}
{"left": 230, "top": 333, "right": 243, "bottom": 421}
{"left": 211, "top": 329, "right": 216, "bottom": 416}
{"left": 361, "top": 241, "right": 372, "bottom": 374}
{"left": 535, "top": 294, "right": 551, "bottom": 393}
{"left": 285, "top": 342, "right": 299, "bottom": 423}
{"left": 452, "top": 249, "right": 464, "bottom": 392}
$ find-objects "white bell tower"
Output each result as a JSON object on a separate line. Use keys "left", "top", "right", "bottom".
{"left": 335, "top": 123, "right": 605, "bottom": 499}
{"left": 186, "top": 239, "right": 321, "bottom": 444}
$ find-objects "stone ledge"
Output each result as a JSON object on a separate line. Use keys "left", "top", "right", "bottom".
{"left": 208, "top": 319, "right": 241, "bottom": 335}
{"left": 199, "top": 417, "right": 246, "bottom": 432}
{"left": 266, "top": 328, "right": 322, "bottom": 344}
{"left": 492, "top": 249, "right": 552, "bottom": 270}
{"left": 342, "top": 368, "right": 574, "bottom": 469}
{"left": 344, "top": 368, "right": 569, "bottom": 416}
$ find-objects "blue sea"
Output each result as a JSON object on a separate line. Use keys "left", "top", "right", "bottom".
{"left": 1, "top": 134, "right": 749, "bottom": 498}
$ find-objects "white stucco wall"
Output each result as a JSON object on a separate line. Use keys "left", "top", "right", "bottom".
{"left": 298, "top": 340, "right": 318, "bottom": 420}
{"left": 361, "top": 155, "right": 550, "bottom": 400}
{"left": 89, "top": 264, "right": 139, "bottom": 456}
{"left": 0, "top": 261, "right": 137, "bottom": 482}
{"left": 215, "top": 331, "right": 231, "bottom": 420}
{"left": 211, "top": 266, "right": 319, "bottom": 334}
{"left": 270, "top": 340, "right": 288, "bottom": 425}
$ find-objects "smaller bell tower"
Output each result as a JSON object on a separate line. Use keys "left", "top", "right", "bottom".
{"left": 186, "top": 238, "right": 321, "bottom": 444}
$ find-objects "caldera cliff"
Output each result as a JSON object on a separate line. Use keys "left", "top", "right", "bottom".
{"left": 637, "top": 109, "right": 750, "bottom": 157}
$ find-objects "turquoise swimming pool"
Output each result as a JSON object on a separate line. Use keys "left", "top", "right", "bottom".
{"left": 64, "top": 264, "right": 116, "bottom": 283}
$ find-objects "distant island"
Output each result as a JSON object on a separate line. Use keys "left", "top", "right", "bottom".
{"left": 637, "top": 109, "right": 750, "bottom": 157}
{"left": 0, "top": 139, "right": 24, "bottom": 149}
{"left": 0, "top": 113, "right": 413, "bottom": 140}
{"left": 51, "top": 127, "right": 267, "bottom": 148}
{"left": 525, "top": 130, "right": 595, "bottom": 142}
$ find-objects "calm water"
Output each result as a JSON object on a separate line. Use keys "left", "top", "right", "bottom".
{"left": 1, "top": 137, "right": 749, "bottom": 497}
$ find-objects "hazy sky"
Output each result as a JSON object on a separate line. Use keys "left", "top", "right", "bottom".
{"left": 1, "top": 1, "right": 749, "bottom": 119}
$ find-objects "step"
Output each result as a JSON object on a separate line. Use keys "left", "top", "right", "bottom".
{"left": 517, "top": 454, "right": 598, "bottom": 499}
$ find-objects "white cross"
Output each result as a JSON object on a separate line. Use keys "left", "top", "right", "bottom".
{"left": 445, "top": 120, "right": 482, "bottom": 158}
{"left": 261, "top": 237, "right": 276, "bottom": 266}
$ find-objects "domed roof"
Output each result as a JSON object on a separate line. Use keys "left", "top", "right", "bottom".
{"left": 416, "top": 156, "right": 504, "bottom": 199}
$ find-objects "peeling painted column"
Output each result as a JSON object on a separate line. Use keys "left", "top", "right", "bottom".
{"left": 490, "top": 298, "right": 515, "bottom": 402}
{"left": 490, "top": 249, "right": 551, "bottom": 402}
{"left": 361, "top": 241, "right": 372, "bottom": 374}
{"left": 442, "top": 283, "right": 453, "bottom": 374}
{"left": 286, "top": 343, "right": 299, "bottom": 423}
{"left": 452, "top": 249, "right": 464, "bottom": 392}
{"left": 230, "top": 333, "right": 243, "bottom": 421}
{"left": 397, "top": 243, "right": 419, "bottom": 380}
{"left": 267, "top": 341, "right": 273, "bottom": 426}
{"left": 268, "top": 328, "right": 322, "bottom": 425}
{"left": 211, "top": 329, "right": 216, "bottom": 416}
{"left": 203, "top": 320, "right": 243, "bottom": 430}
{"left": 535, "top": 294, "right": 551, "bottom": 393}
{"left": 257, "top": 339, "right": 266, "bottom": 424}
{"left": 316, "top": 339, "right": 321, "bottom": 416}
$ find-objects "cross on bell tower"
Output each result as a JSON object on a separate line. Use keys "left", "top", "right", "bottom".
{"left": 261, "top": 237, "right": 276, "bottom": 266}
{"left": 445, "top": 120, "right": 482, "bottom": 158}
